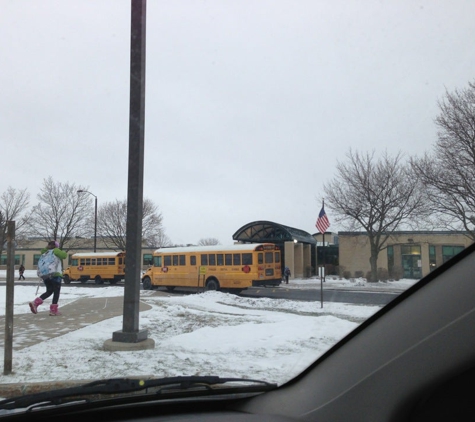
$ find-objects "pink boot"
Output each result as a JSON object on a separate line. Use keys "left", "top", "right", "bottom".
{"left": 49, "top": 304, "right": 61, "bottom": 316}
{"left": 29, "top": 297, "right": 43, "bottom": 314}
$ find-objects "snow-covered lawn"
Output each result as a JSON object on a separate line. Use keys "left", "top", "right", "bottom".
{"left": 0, "top": 270, "right": 416, "bottom": 386}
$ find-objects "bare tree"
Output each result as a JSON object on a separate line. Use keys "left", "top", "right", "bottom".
{"left": 0, "top": 187, "right": 30, "bottom": 256}
{"left": 198, "top": 238, "right": 220, "bottom": 246}
{"left": 411, "top": 80, "right": 475, "bottom": 240}
{"left": 97, "top": 198, "right": 169, "bottom": 250}
{"left": 323, "top": 149, "right": 428, "bottom": 281}
{"left": 27, "top": 177, "right": 91, "bottom": 250}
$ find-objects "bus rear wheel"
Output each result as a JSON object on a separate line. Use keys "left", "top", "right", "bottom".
{"left": 205, "top": 279, "right": 219, "bottom": 291}
{"left": 142, "top": 276, "right": 152, "bottom": 290}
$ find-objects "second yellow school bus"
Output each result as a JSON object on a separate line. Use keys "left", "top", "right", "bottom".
{"left": 63, "top": 251, "right": 126, "bottom": 285}
{"left": 141, "top": 243, "right": 282, "bottom": 292}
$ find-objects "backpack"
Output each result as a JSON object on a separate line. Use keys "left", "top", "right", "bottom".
{"left": 284, "top": 267, "right": 291, "bottom": 276}
{"left": 37, "top": 250, "right": 62, "bottom": 280}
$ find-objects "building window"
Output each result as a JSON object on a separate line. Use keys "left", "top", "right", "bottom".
{"left": 442, "top": 245, "right": 464, "bottom": 263}
{"left": 401, "top": 245, "right": 421, "bottom": 255}
{"left": 0, "top": 254, "right": 23, "bottom": 266}
{"left": 33, "top": 254, "right": 41, "bottom": 266}
{"left": 143, "top": 253, "right": 153, "bottom": 266}
{"left": 401, "top": 244, "right": 422, "bottom": 279}
{"left": 387, "top": 246, "right": 394, "bottom": 277}
{"left": 429, "top": 245, "right": 437, "bottom": 271}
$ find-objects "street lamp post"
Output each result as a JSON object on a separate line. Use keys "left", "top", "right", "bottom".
{"left": 77, "top": 190, "right": 97, "bottom": 253}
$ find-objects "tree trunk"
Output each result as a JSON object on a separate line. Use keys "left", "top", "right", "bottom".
{"left": 369, "top": 244, "right": 379, "bottom": 282}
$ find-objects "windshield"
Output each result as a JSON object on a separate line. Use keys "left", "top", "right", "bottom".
{"left": 1, "top": 0, "right": 474, "bottom": 403}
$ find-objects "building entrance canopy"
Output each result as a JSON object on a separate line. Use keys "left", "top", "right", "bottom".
{"left": 232, "top": 221, "right": 316, "bottom": 245}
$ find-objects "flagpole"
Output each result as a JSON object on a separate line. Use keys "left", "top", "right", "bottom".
{"left": 322, "top": 200, "right": 326, "bottom": 283}
{"left": 316, "top": 200, "right": 330, "bottom": 309}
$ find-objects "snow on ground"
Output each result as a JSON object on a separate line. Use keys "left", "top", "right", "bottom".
{"left": 0, "top": 271, "right": 417, "bottom": 386}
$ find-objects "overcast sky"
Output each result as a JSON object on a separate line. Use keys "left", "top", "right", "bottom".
{"left": 1, "top": 0, "right": 475, "bottom": 246}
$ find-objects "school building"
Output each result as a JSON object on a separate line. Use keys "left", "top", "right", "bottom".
{"left": 2, "top": 225, "right": 473, "bottom": 281}
{"left": 336, "top": 231, "right": 473, "bottom": 280}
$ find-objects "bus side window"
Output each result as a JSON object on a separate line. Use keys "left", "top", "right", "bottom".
{"left": 164, "top": 256, "right": 171, "bottom": 266}
{"left": 258, "top": 253, "right": 263, "bottom": 264}
{"left": 153, "top": 256, "right": 162, "bottom": 267}
{"left": 80, "top": 259, "right": 85, "bottom": 266}
{"left": 225, "top": 254, "right": 232, "bottom": 265}
{"left": 209, "top": 254, "right": 216, "bottom": 266}
{"left": 108, "top": 258, "right": 115, "bottom": 265}
{"left": 190, "top": 256, "right": 196, "bottom": 266}
{"left": 201, "top": 254, "right": 208, "bottom": 266}
{"left": 173, "top": 255, "right": 178, "bottom": 266}
{"left": 217, "top": 254, "right": 224, "bottom": 266}
{"left": 92, "top": 259, "right": 96, "bottom": 266}
{"left": 86, "top": 259, "right": 91, "bottom": 266}
{"left": 179, "top": 255, "right": 186, "bottom": 265}
{"left": 242, "top": 253, "right": 252, "bottom": 265}
{"left": 233, "top": 254, "right": 241, "bottom": 265}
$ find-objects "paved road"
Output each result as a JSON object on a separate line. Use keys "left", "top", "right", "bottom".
{"left": 240, "top": 286, "right": 399, "bottom": 306}
{"left": 1, "top": 279, "right": 401, "bottom": 306}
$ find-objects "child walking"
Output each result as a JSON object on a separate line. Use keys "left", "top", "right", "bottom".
{"left": 29, "top": 240, "right": 67, "bottom": 316}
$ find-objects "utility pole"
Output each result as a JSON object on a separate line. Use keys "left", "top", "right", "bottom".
{"left": 4, "top": 221, "right": 15, "bottom": 375}
{"left": 105, "top": 0, "right": 154, "bottom": 350}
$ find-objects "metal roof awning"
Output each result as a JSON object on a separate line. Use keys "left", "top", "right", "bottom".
{"left": 232, "top": 220, "right": 317, "bottom": 245}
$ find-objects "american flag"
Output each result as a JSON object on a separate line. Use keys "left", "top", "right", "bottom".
{"left": 316, "top": 206, "right": 330, "bottom": 233}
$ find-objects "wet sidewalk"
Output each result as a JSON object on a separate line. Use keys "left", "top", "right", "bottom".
{"left": 0, "top": 296, "right": 159, "bottom": 398}
{"left": 0, "top": 296, "right": 152, "bottom": 351}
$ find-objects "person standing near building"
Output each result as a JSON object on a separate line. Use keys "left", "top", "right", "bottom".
{"left": 29, "top": 240, "right": 67, "bottom": 316}
{"left": 18, "top": 264, "right": 25, "bottom": 280}
{"left": 283, "top": 266, "right": 291, "bottom": 284}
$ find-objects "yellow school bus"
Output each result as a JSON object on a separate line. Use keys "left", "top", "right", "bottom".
{"left": 141, "top": 243, "right": 282, "bottom": 292}
{"left": 63, "top": 252, "right": 126, "bottom": 285}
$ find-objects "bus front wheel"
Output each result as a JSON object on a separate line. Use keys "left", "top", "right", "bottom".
{"left": 63, "top": 275, "right": 71, "bottom": 284}
{"left": 142, "top": 277, "right": 152, "bottom": 290}
{"left": 205, "top": 279, "right": 220, "bottom": 291}
{"left": 95, "top": 276, "right": 104, "bottom": 285}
